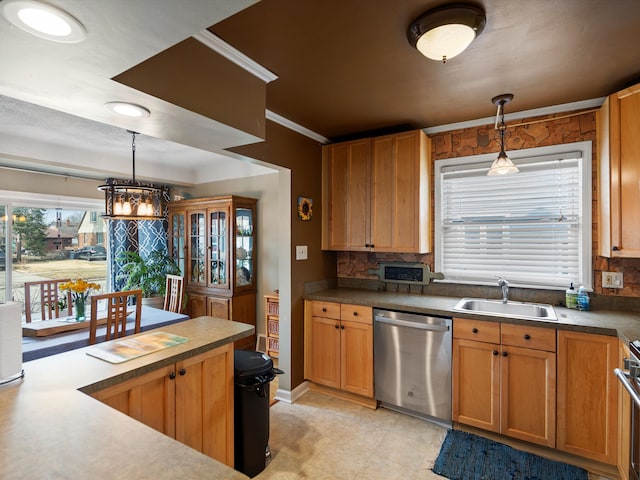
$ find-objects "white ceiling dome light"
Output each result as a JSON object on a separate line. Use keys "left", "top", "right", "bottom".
{"left": 104, "top": 102, "right": 151, "bottom": 118}
{"left": 2, "top": 0, "right": 86, "bottom": 43}
{"left": 407, "top": 3, "right": 486, "bottom": 63}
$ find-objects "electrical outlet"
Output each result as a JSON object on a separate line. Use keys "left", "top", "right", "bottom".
{"left": 295, "top": 245, "right": 308, "bottom": 260}
{"left": 602, "top": 271, "right": 623, "bottom": 288}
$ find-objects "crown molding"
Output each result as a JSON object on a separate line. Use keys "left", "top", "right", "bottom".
{"left": 193, "top": 30, "right": 278, "bottom": 84}
{"left": 266, "top": 110, "right": 330, "bottom": 144}
{"left": 423, "top": 97, "right": 606, "bottom": 135}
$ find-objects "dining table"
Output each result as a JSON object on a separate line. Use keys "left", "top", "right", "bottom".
{"left": 22, "top": 305, "right": 189, "bottom": 362}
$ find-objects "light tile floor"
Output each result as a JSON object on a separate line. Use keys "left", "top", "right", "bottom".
{"left": 257, "top": 390, "right": 612, "bottom": 480}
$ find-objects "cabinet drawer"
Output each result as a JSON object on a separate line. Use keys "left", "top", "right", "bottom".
{"left": 501, "top": 323, "right": 556, "bottom": 352}
{"left": 341, "top": 304, "right": 372, "bottom": 325}
{"left": 311, "top": 301, "right": 341, "bottom": 319}
{"left": 453, "top": 318, "right": 500, "bottom": 343}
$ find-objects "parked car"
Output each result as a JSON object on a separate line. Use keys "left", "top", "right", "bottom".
{"left": 0, "top": 250, "right": 5, "bottom": 270}
{"left": 73, "top": 245, "right": 107, "bottom": 261}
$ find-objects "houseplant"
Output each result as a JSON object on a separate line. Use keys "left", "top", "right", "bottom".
{"left": 117, "top": 249, "right": 181, "bottom": 307}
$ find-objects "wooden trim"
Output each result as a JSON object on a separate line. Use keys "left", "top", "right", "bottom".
{"left": 308, "top": 382, "right": 377, "bottom": 409}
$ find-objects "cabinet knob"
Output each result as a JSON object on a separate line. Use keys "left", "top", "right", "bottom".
{"left": 169, "top": 371, "right": 176, "bottom": 379}
{"left": 524, "top": 334, "right": 531, "bottom": 340}
{"left": 472, "top": 328, "right": 478, "bottom": 334}
{"left": 492, "top": 350, "right": 498, "bottom": 356}
{"left": 322, "top": 307, "right": 327, "bottom": 312}
{"left": 613, "top": 246, "right": 620, "bottom": 251}
{"left": 502, "top": 351, "right": 508, "bottom": 357}
{"left": 370, "top": 244, "right": 375, "bottom": 248}
{"left": 179, "top": 368, "right": 187, "bottom": 376}
{"left": 353, "top": 311, "right": 358, "bottom": 316}
{"left": 334, "top": 324, "right": 339, "bottom": 329}
{"left": 340, "top": 325, "right": 345, "bottom": 330}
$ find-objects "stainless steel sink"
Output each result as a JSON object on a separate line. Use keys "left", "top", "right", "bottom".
{"left": 452, "top": 298, "right": 558, "bottom": 321}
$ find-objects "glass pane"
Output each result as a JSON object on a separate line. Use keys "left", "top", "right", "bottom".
{"left": 0, "top": 206, "right": 6, "bottom": 301}
{"left": 189, "top": 213, "right": 205, "bottom": 283}
{"left": 235, "top": 207, "right": 254, "bottom": 287}
{"left": 209, "top": 210, "right": 227, "bottom": 285}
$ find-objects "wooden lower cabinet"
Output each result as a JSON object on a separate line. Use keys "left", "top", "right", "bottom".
{"left": 188, "top": 292, "right": 255, "bottom": 350}
{"left": 453, "top": 318, "right": 556, "bottom": 448}
{"left": 619, "top": 340, "right": 631, "bottom": 480}
{"left": 306, "top": 301, "right": 373, "bottom": 398}
{"left": 557, "top": 330, "right": 618, "bottom": 465}
{"left": 92, "top": 343, "right": 234, "bottom": 466}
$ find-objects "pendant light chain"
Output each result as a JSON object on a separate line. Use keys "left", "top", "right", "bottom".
{"left": 131, "top": 130, "right": 136, "bottom": 184}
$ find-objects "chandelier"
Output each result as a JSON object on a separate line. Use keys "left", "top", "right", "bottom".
{"left": 99, "top": 131, "right": 169, "bottom": 220}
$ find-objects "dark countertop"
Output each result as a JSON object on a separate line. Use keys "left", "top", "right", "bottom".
{"left": 1, "top": 316, "right": 252, "bottom": 480}
{"left": 306, "top": 288, "right": 640, "bottom": 342}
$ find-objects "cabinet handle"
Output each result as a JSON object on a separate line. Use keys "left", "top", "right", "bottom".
{"left": 492, "top": 350, "right": 499, "bottom": 356}
{"left": 472, "top": 328, "right": 478, "bottom": 334}
{"left": 524, "top": 334, "right": 531, "bottom": 340}
{"left": 169, "top": 372, "right": 176, "bottom": 380}
{"left": 179, "top": 368, "right": 187, "bottom": 376}
{"left": 502, "top": 351, "right": 508, "bottom": 357}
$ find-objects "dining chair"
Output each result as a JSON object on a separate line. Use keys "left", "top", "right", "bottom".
{"left": 163, "top": 274, "right": 184, "bottom": 313}
{"left": 24, "top": 279, "right": 73, "bottom": 323}
{"left": 89, "top": 289, "right": 142, "bottom": 345}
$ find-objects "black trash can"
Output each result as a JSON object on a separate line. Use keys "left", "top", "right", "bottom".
{"left": 234, "top": 350, "right": 283, "bottom": 478}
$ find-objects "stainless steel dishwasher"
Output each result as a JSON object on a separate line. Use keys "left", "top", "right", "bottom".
{"left": 374, "top": 309, "right": 452, "bottom": 426}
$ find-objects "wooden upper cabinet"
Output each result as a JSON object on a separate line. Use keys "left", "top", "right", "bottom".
{"left": 598, "top": 83, "right": 640, "bottom": 257}
{"left": 322, "top": 130, "right": 431, "bottom": 253}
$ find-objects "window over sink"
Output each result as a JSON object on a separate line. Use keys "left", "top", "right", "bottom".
{"left": 434, "top": 141, "right": 592, "bottom": 290}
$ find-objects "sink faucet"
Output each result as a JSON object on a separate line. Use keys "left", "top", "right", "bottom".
{"left": 496, "top": 276, "right": 509, "bottom": 303}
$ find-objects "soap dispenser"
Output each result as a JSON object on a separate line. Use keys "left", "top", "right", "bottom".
{"left": 577, "top": 285, "right": 590, "bottom": 311}
{"left": 565, "top": 282, "right": 578, "bottom": 309}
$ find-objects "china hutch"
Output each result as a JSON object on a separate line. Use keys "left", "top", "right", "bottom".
{"left": 168, "top": 195, "right": 257, "bottom": 350}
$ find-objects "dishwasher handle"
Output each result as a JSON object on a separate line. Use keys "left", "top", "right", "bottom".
{"left": 615, "top": 368, "right": 640, "bottom": 409}
{"left": 374, "top": 315, "right": 450, "bottom": 332}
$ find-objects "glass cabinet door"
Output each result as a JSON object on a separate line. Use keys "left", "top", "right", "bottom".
{"left": 169, "top": 211, "right": 186, "bottom": 276}
{"left": 189, "top": 212, "right": 206, "bottom": 285}
{"left": 235, "top": 207, "right": 255, "bottom": 289}
{"left": 208, "top": 208, "right": 228, "bottom": 288}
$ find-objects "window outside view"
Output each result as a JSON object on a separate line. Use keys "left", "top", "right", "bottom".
{"left": 0, "top": 205, "right": 107, "bottom": 319}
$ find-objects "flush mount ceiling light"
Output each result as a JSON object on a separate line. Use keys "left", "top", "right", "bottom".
{"left": 99, "top": 131, "right": 168, "bottom": 220}
{"left": 2, "top": 0, "right": 86, "bottom": 43}
{"left": 104, "top": 102, "right": 151, "bottom": 118}
{"left": 407, "top": 3, "right": 486, "bottom": 63}
{"left": 487, "top": 93, "right": 519, "bottom": 176}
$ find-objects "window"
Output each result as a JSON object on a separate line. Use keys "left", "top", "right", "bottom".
{"left": 90, "top": 211, "right": 98, "bottom": 223}
{"left": 435, "top": 142, "right": 592, "bottom": 289}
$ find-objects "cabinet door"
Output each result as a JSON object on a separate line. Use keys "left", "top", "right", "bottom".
{"left": 453, "top": 338, "right": 500, "bottom": 432}
{"left": 234, "top": 204, "right": 256, "bottom": 292}
{"left": 175, "top": 344, "right": 234, "bottom": 467}
{"left": 501, "top": 345, "right": 556, "bottom": 447}
{"left": 599, "top": 85, "right": 640, "bottom": 257}
{"left": 92, "top": 365, "right": 175, "bottom": 437}
{"left": 322, "top": 139, "right": 371, "bottom": 250}
{"left": 208, "top": 206, "right": 229, "bottom": 289}
{"left": 619, "top": 340, "right": 631, "bottom": 480}
{"left": 207, "top": 296, "right": 230, "bottom": 319}
{"left": 557, "top": 330, "right": 618, "bottom": 464}
{"left": 309, "top": 315, "right": 341, "bottom": 388}
{"left": 340, "top": 320, "right": 373, "bottom": 397}
{"left": 371, "top": 130, "right": 430, "bottom": 253}
{"left": 187, "top": 293, "right": 207, "bottom": 318}
{"left": 187, "top": 210, "right": 207, "bottom": 286}
{"left": 168, "top": 209, "right": 186, "bottom": 276}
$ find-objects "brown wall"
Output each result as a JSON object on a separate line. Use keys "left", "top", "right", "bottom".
{"left": 337, "top": 109, "right": 640, "bottom": 300}
{"left": 229, "top": 120, "right": 336, "bottom": 388}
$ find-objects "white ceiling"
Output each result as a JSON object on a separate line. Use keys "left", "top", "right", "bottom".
{"left": 0, "top": 0, "right": 276, "bottom": 186}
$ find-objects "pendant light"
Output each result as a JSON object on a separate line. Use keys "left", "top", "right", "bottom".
{"left": 99, "top": 130, "right": 169, "bottom": 220}
{"left": 487, "top": 93, "right": 519, "bottom": 176}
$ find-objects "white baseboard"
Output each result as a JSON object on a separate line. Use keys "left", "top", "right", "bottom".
{"left": 274, "top": 380, "right": 310, "bottom": 404}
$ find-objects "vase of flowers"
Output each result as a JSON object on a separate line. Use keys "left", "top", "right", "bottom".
{"left": 60, "top": 278, "right": 101, "bottom": 322}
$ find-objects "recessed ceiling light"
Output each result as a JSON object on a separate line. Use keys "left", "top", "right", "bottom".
{"left": 2, "top": 0, "right": 87, "bottom": 43}
{"left": 104, "top": 102, "right": 151, "bottom": 118}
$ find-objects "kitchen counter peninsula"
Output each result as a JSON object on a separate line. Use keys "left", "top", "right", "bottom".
{"left": 305, "top": 288, "right": 640, "bottom": 342}
{"left": 0, "top": 316, "right": 252, "bottom": 480}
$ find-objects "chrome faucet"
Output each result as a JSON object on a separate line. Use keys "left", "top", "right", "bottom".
{"left": 496, "top": 276, "right": 509, "bottom": 303}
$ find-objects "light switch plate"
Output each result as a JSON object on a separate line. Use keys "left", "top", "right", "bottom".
{"left": 295, "top": 245, "right": 308, "bottom": 260}
{"left": 602, "top": 271, "right": 623, "bottom": 288}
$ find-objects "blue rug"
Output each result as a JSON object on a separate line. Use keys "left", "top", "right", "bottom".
{"left": 433, "top": 430, "right": 588, "bottom": 480}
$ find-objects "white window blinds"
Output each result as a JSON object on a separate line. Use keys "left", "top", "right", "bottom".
{"left": 436, "top": 150, "right": 589, "bottom": 288}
